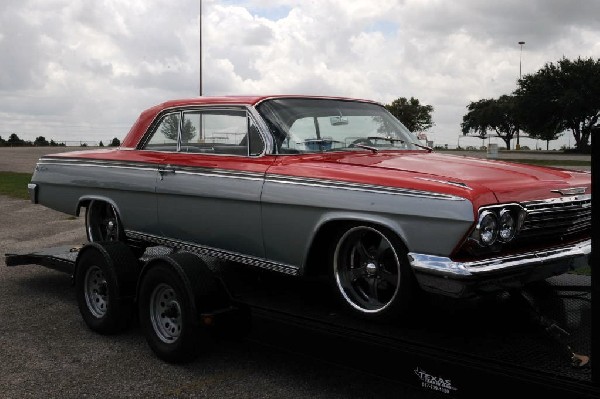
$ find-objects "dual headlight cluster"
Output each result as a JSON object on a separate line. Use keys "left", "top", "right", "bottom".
{"left": 473, "top": 205, "right": 527, "bottom": 246}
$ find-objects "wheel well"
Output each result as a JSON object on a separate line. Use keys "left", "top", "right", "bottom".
{"left": 76, "top": 199, "right": 92, "bottom": 217}
{"left": 303, "top": 219, "right": 408, "bottom": 277}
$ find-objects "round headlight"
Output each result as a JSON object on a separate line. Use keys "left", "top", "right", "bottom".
{"left": 478, "top": 211, "right": 498, "bottom": 246}
{"left": 498, "top": 209, "right": 516, "bottom": 242}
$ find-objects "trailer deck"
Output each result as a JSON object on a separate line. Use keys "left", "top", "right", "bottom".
{"left": 5, "top": 245, "right": 599, "bottom": 398}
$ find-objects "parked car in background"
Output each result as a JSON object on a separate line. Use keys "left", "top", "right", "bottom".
{"left": 28, "top": 95, "right": 591, "bottom": 320}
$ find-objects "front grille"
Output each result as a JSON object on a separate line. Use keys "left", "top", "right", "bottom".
{"left": 518, "top": 196, "right": 591, "bottom": 241}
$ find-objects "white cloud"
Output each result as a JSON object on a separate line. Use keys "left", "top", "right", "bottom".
{"left": 0, "top": 0, "right": 598, "bottom": 149}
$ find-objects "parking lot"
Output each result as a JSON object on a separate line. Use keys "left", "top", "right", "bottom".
{"left": 0, "top": 146, "right": 592, "bottom": 398}
{"left": 0, "top": 148, "right": 419, "bottom": 398}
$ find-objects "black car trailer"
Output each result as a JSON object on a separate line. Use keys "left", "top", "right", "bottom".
{"left": 5, "top": 241, "right": 600, "bottom": 399}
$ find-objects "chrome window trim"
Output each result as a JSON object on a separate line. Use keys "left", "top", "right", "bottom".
{"left": 126, "top": 230, "right": 299, "bottom": 276}
{"left": 138, "top": 105, "right": 272, "bottom": 156}
{"left": 138, "top": 111, "right": 181, "bottom": 152}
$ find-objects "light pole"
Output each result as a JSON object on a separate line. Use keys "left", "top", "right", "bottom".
{"left": 516, "top": 41, "right": 525, "bottom": 149}
{"left": 199, "top": 0, "right": 203, "bottom": 96}
{"left": 518, "top": 41, "right": 525, "bottom": 80}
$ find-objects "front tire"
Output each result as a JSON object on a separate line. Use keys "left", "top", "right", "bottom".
{"left": 331, "top": 225, "right": 416, "bottom": 321}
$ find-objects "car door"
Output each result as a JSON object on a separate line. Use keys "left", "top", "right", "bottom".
{"left": 155, "top": 107, "right": 273, "bottom": 258}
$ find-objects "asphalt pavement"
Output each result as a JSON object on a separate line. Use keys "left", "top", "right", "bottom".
{"left": 0, "top": 148, "right": 425, "bottom": 398}
{"left": 1, "top": 146, "right": 591, "bottom": 398}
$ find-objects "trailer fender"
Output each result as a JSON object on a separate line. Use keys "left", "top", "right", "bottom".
{"left": 136, "top": 252, "right": 229, "bottom": 324}
{"left": 74, "top": 242, "right": 140, "bottom": 299}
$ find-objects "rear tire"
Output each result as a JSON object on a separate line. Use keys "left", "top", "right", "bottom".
{"left": 331, "top": 224, "right": 417, "bottom": 321}
{"left": 138, "top": 253, "right": 226, "bottom": 363}
{"left": 75, "top": 243, "right": 139, "bottom": 334}
{"left": 86, "top": 200, "right": 122, "bottom": 242}
{"left": 85, "top": 200, "right": 147, "bottom": 258}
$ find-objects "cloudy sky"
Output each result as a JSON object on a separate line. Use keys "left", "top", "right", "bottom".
{"left": 1, "top": 0, "right": 599, "bottom": 148}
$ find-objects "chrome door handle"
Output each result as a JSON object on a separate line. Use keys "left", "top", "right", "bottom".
{"left": 158, "top": 165, "right": 176, "bottom": 180}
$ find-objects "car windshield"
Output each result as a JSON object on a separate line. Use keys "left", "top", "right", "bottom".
{"left": 256, "top": 98, "right": 421, "bottom": 154}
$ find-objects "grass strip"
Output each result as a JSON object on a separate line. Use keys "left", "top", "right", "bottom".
{"left": 500, "top": 159, "right": 591, "bottom": 167}
{"left": 0, "top": 172, "right": 32, "bottom": 200}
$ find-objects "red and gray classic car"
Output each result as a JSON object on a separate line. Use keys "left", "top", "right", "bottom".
{"left": 28, "top": 95, "right": 591, "bottom": 320}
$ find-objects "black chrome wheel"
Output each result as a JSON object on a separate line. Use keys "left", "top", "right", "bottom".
{"left": 86, "top": 200, "right": 121, "bottom": 242}
{"left": 332, "top": 225, "right": 415, "bottom": 320}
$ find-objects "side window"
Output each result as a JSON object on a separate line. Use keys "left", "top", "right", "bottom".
{"left": 144, "top": 113, "right": 180, "bottom": 151}
{"left": 181, "top": 110, "right": 264, "bottom": 156}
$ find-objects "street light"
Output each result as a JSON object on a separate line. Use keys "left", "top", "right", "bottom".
{"left": 516, "top": 41, "right": 525, "bottom": 149}
{"left": 518, "top": 41, "right": 525, "bottom": 79}
{"left": 199, "top": 0, "right": 203, "bottom": 96}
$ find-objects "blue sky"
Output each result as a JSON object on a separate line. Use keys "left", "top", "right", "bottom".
{"left": 1, "top": 0, "right": 599, "bottom": 149}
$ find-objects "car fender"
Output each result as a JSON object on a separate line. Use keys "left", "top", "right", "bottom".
{"left": 76, "top": 195, "right": 121, "bottom": 217}
{"left": 300, "top": 211, "right": 410, "bottom": 272}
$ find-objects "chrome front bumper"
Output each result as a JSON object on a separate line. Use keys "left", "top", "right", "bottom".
{"left": 408, "top": 239, "right": 591, "bottom": 297}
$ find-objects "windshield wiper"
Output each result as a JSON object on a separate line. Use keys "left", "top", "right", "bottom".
{"left": 366, "top": 136, "right": 433, "bottom": 152}
{"left": 411, "top": 142, "right": 433, "bottom": 152}
{"left": 353, "top": 143, "right": 378, "bottom": 153}
{"left": 366, "top": 136, "right": 405, "bottom": 144}
{"left": 298, "top": 138, "right": 343, "bottom": 151}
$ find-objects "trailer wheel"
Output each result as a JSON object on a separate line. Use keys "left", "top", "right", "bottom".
{"left": 75, "top": 242, "right": 139, "bottom": 334}
{"left": 138, "top": 253, "right": 226, "bottom": 363}
{"left": 330, "top": 224, "right": 417, "bottom": 321}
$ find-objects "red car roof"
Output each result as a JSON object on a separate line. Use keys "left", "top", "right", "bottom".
{"left": 121, "top": 95, "right": 379, "bottom": 148}
{"left": 157, "top": 95, "right": 377, "bottom": 108}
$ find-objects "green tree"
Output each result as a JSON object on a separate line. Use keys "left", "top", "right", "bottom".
{"left": 0, "top": 136, "right": 5, "bottom": 146}
{"left": 160, "top": 114, "right": 197, "bottom": 142}
{"left": 110, "top": 137, "right": 121, "bottom": 147}
{"left": 7, "top": 133, "right": 24, "bottom": 146}
{"left": 34, "top": 136, "right": 49, "bottom": 146}
{"left": 461, "top": 95, "right": 519, "bottom": 149}
{"left": 515, "top": 57, "right": 600, "bottom": 151}
{"left": 383, "top": 97, "right": 434, "bottom": 133}
{"left": 99, "top": 141, "right": 104, "bottom": 147}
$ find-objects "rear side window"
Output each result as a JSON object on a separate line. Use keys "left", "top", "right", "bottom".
{"left": 144, "top": 113, "right": 180, "bottom": 152}
{"left": 141, "top": 108, "right": 264, "bottom": 156}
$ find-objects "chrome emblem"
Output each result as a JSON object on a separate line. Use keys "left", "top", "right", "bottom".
{"left": 551, "top": 187, "right": 587, "bottom": 196}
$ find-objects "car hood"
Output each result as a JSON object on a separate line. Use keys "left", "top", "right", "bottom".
{"left": 326, "top": 151, "right": 591, "bottom": 204}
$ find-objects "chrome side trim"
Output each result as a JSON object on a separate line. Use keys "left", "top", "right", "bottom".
{"left": 125, "top": 230, "right": 300, "bottom": 276}
{"left": 37, "top": 158, "right": 158, "bottom": 172}
{"left": 414, "top": 177, "right": 473, "bottom": 190}
{"left": 27, "top": 183, "right": 38, "bottom": 204}
{"left": 36, "top": 157, "right": 466, "bottom": 201}
{"left": 266, "top": 174, "right": 466, "bottom": 201}
{"left": 408, "top": 239, "right": 591, "bottom": 277}
{"left": 173, "top": 166, "right": 264, "bottom": 181}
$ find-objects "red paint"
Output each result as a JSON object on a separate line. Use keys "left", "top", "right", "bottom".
{"left": 47, "top": 97, "right": 591, "bottom": 214}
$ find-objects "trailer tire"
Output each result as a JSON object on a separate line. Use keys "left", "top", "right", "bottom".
{"left": 138, "top": 253, "right": 227, "bottom": 363}
{"left": 75, "top": 242, "right": 139, "bottom": 334}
